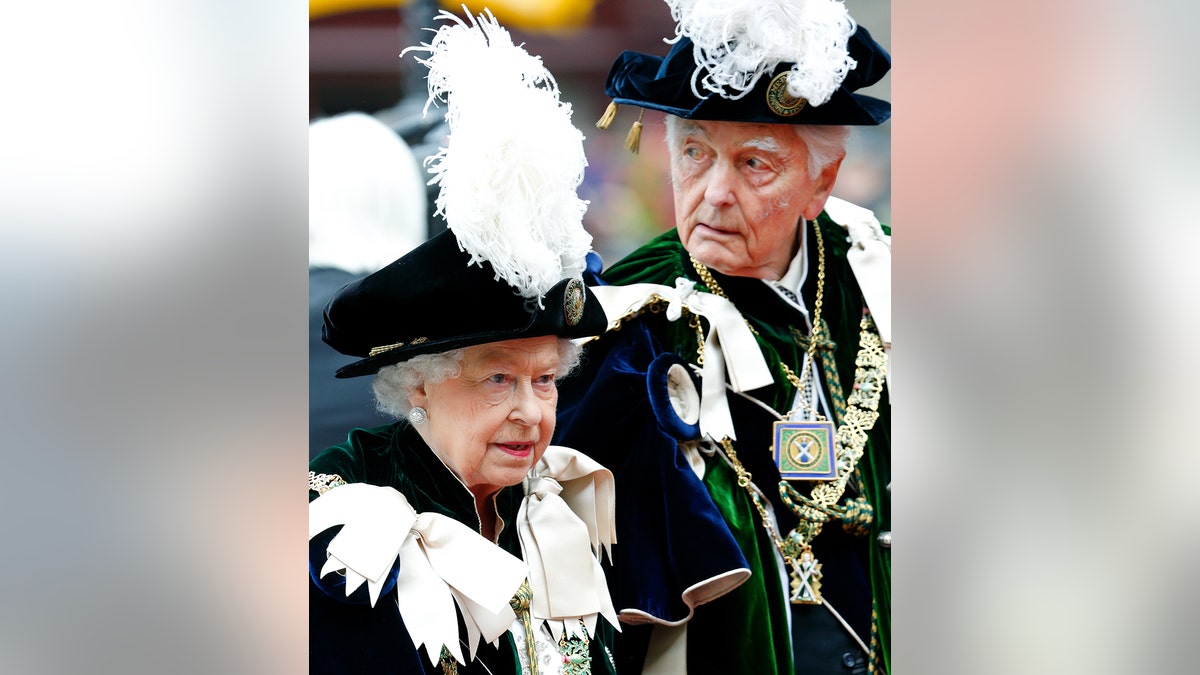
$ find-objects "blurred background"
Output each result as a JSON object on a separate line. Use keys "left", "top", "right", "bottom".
{"left": 308, "top": 0, "right": 891, "bottom": 266}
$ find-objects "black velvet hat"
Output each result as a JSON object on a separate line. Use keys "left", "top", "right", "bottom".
{"left": 596, "top": 0, "right": 890, "bottom": 134}
{"left": 322, "top": 10, "right": 608, "bottom": 378}
{"left": 603, "top": 28, "right": 890, "bottom": 127}
{"left": 323, "top": 229, "right": 608, "bottom": 378}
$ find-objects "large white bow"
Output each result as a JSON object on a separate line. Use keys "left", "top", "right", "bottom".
{"left": 517, "top": 446, "right": 620, "bottom": 640}
{"left": 823, "top": 197, "right": 892, "bottom": 390}
{"left": 589, "top": 282, "right": 773, "bottom": 442}
{"left": 309, "top": 484, "right": 527, "bottom": 666}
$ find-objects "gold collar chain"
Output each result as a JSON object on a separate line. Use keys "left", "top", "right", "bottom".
{"left": 719, "top": 311, "right": 886, "bottom": 603}
{"left": 690, "top": 220, "right": 827, "bottom": 417}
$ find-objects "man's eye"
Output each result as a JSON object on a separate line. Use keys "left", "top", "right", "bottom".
{"left": 684, "top": 146, "right": 702, "bottom": 159}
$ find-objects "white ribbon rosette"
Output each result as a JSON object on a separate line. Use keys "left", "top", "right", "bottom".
{"left": 589, "top": 282, "right": 774, "bottom": 442}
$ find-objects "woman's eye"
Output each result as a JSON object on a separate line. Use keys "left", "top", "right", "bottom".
{"left": 535, "top": 374, "right": 556, "bottom": 386}
{"left": 684, "top": 146, "right": 701, "bottom": 159}
{"left": 487, "top": 374, "right": 509, "bottom": 385}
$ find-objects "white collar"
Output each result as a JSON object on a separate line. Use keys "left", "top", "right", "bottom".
{"left": 764, "top": 219, "right": 810, "bottom": 321}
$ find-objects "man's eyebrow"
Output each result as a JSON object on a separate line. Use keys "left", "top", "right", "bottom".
{"left": 678, "top": 121, "right": 708, "bottom": 140}
{"left": 743, "top": 136, "right": 782, "bottom": 154}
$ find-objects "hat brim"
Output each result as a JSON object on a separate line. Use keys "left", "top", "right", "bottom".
{"left": 322, "top": 230, "right": 609, "bottom": 379}
{"left": 331, "top": 278, "right": 609, "bottom": 379}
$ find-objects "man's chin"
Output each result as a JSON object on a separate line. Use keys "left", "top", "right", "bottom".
{"left": 687, "top": 244, "right": 739, "bottom": 273}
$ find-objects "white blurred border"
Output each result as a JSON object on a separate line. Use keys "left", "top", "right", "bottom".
{"left": 0, "top": 3, "right": 308, "bottom": 674}
{"left": 1, "top": 1, "right": 1198, "bottom": 674}
{"left": 896, "top": 1, "right": 1200, "bottom": 673}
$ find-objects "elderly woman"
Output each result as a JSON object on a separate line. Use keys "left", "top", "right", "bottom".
{"left": 309, "top": 11, "right": 618, "bottom": 675}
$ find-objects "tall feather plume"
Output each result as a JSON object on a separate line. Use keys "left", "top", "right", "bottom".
{"left": 663, "top": 0, "right": 857, "bottom": 106}
{"left": 403, "top": 8, "right": 592, "bottom": 303}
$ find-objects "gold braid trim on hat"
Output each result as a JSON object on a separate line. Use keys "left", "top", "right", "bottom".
{"left": 368, "top": 342, "right": 404, "bottom": 357}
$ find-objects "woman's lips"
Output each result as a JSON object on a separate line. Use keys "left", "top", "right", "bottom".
{"left": 496, "top": 442, "right": 533, "bottom": 457}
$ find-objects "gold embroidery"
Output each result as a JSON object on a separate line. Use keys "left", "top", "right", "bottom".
{"left": 559, "top": 622, "right": 592, "bottom": 674}
{"left": 368, "top": 342, "right": 404, "bottom": 357}
{"left": 438, "top": 645, "right": 459, "bottom": 674}
{"left": 308, "top": 471, "right": 346, "bottom": 495}
{"left": 766, "top": 71, "right": 807, "bottom": 117}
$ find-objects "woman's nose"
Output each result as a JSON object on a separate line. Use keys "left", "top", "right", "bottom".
{"left": 508, "top": 379, "right": 542, "bottom": 425}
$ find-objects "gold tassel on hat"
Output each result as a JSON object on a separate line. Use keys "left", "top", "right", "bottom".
{"left": 624, "top": 108, "right": 645, "bottom": 154}
{"left": 595, "top": 100, "right": 618, "bottom": 130}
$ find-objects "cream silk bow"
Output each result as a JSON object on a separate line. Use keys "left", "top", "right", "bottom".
{"left": 589, "top": 282, "right": 774, "bottom": 442}
{"left": 823, "top": 196, "right": 891, "bottom": 390}
{"left": 309, "top": 483, "right": 526, "bottom": 666}
{"left": 517, "top": 445, "right": 619, "bottom": 640}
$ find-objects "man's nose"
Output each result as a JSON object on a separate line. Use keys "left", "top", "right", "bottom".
{"left": 703, "top": 160, "right": 738, "bottom": 207}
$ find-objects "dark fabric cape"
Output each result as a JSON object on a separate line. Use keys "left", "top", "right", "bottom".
{"left": 309, "top": 422, "right": 619, "bottom": 674}
{"left": 554, "top": 214, "right": 890, "bottom": 674}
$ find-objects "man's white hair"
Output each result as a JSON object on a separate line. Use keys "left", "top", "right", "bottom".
{"left": 663, "top": 116, "right": 850, "bottom": 179}
{"left": 371, "top": 339, "right": 584, "bottom": 420}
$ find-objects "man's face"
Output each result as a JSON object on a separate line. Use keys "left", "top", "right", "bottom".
{"left": 670, "top": 119, "right": 841, "bottom": 280}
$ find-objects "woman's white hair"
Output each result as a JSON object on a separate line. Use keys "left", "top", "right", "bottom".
{"left": 663, "top": 115, "right": 850, "bottom": 179}
{"left": 371, "top": 338, "right": 585, "bottom": 420}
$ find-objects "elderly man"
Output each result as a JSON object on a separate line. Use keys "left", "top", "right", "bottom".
{"left": 553, "top": 1, "right": 892, "bottom": 673}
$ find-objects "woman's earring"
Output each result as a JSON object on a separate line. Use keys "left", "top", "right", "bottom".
{"left": 407, "top": 406, "right": 428, "bottom": 426}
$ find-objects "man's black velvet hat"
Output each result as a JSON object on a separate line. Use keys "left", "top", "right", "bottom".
{"left": 322, "top": 229, "right": 608, "bottom": 379}
{"left": 603, "top": 25, "right": 890, "bottom": 126}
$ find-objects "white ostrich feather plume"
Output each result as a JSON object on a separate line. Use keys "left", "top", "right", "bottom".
{"left": 664, "top": 0, "right": 857, "bottom": 106}
{"left": 404, "top": 9, "right": 592, "bottom": 302}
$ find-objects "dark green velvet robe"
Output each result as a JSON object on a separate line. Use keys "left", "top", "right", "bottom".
{"left": 309, "top": 422, "right": 619, "bottom": 674}
{"left": 556, "top": 213, "right": 890, "bottom": 674}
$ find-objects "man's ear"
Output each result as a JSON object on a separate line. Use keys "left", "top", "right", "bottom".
{"left": 802, "top": 155, "right": 845, "bottom": 221}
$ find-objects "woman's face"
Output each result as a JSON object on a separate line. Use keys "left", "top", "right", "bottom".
{"left": 411, "top": 336, "right": 561, "bottom": 499}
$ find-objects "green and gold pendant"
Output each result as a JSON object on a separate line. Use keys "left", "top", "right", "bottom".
{"left": 774, "top": 420, "right": 838, "bottom": 481}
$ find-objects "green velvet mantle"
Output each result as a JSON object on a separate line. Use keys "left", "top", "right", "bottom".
{"left": 602, "top": 213, "right": 891, "bottom": 674}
